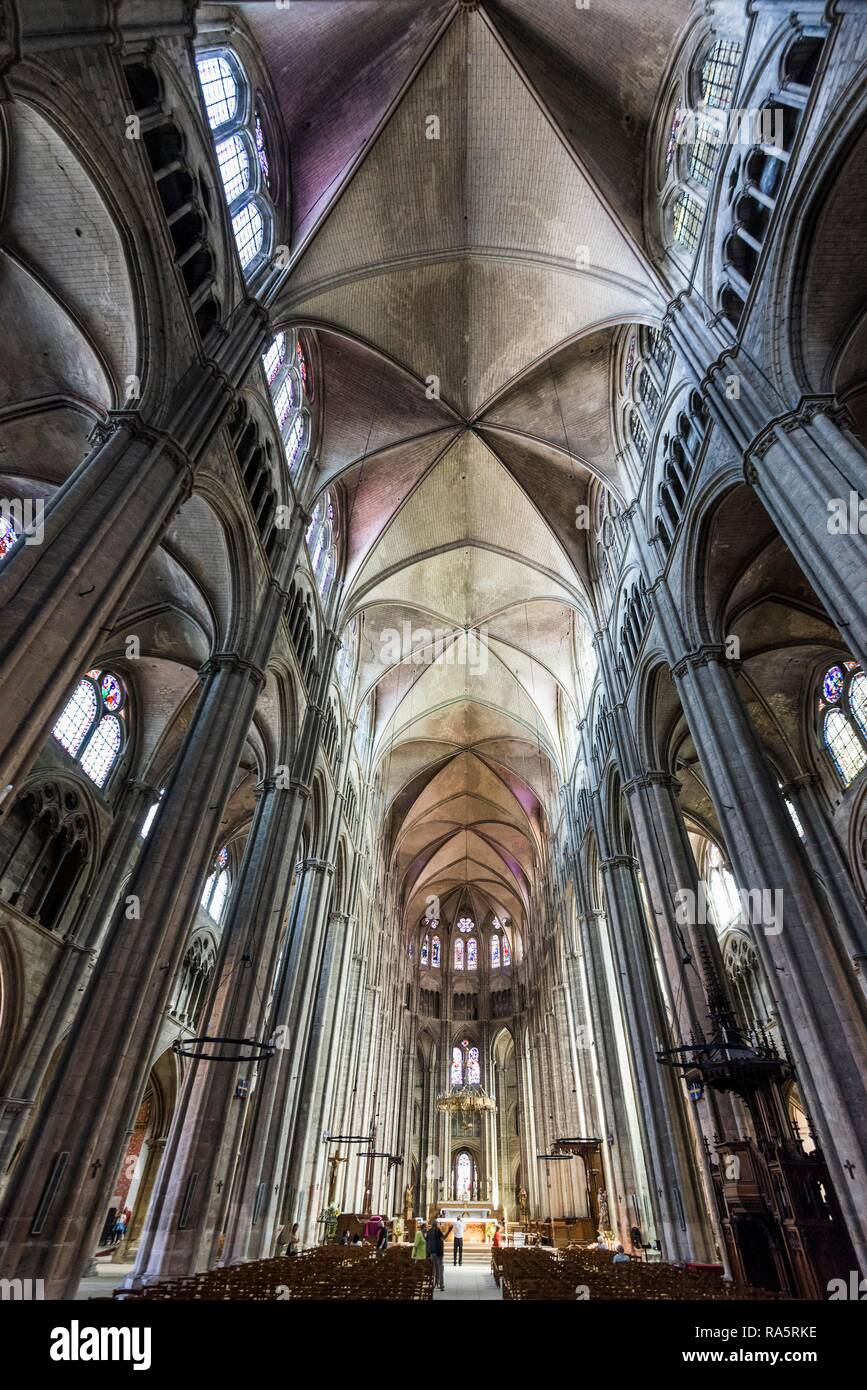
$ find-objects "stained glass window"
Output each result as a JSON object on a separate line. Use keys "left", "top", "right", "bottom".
{"left": 53, "top": 679, "right": 98, "bottom": 757}
{"left": 456, "top": 1151, "right": 472, "bottom": 1197}
{"left": 850, "top": 673, "right": 867, "bottom": 740}
{"left": 196, "top": 55, "right": 239, "bottom": 129}
{"left": 451, "top": 1047, "right": 462, "bottom": 1085}
{"left": 491, "top": 935, "right": 500, "bottom": 968}
{"left": 467, "top": 1046, "right": 480, "bottom": 1085}
{"left": 688, "top": 123, "right": 717, "bottom": 186}
{"left": 421, "top": 935, "right": 429, "bottom": 966}
{"left": 819, "top": 663, "right": 867, "bottom": 786}
{"left": 217, "top": 845, "right": 229, "bottom": 869}
{"left": 454, "top": 938, "right": 464, "bottom": 971}
{"left": 648, "top": 328, "right": 673, "bottom": 375}
{"left": 502, "top": 936, "right": 511, "bottom": 966}
{"left": 53, "top": 669, "right": 127, "bottom": 786}
{"left": 823, "top": 708, "right": 867, "bottom": 786}
{"left": 232, "top": 201, "right": 264, "bottom": 268}
{"left": 700, "top": 40, "right": 742, "bottom": 109}
{"left": 100, "top": 672, "right": 123, "bottom": 712}
{"left": 79, "top": 715, "right": 122, "bottom": 787}
{"left": 467, "top": 938, "right": 477, "bottom": 970}
{"left": 457, "top": 916, "right": 473, "bottom": 933}
{"left": 431, "top": 936, "right": 440, "bottom": 967}
{"left": 255, "top": 112, "right": 270, "bottom": 187}
{"left": 273, "top": 374, "right": 297, "bottom": 429}
{"left": 630, "top": 409, "right": 649, "bottom": 462}
{"left": 639, "top": 368, "right": 661, "bottom": 418}
{"left": 673, "top": 190, "right": 702, "bottom": 251}
{"left": 705, "top": 842, "right": 741, "bottom": 931}
{"left": 209, "top": 868, "right": 229, "bottom": 922}
{"left": 285, "top": 413, "right": 305, "bottom": 472}
{"left": 263, "top": 333, "right": 286, "bottom": 385}
{"left": 823, "top": 665, "right": 844, "bottom": 704}
{"left": 216, "top": 133, "right": 250, "bottom": 202}
{"left": 624, "top": 334, "right": 636, "bottom": 384}
{"left": 196, "top": 50, "right": 273, "bottom": 280}
{"left": 0, "top": 515, "right": 18, "bottom": 558}
{"left": 665, "top": 108, "right": 684, "bottom": 175}
{"left": 296, "top": 339, "right": 309, "bottom": 393}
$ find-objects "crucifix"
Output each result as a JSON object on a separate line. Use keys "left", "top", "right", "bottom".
{"left": 327, "top": 1150, "right": 348, "bottom": 1205}
{"left": 843, "top": 1160, "right": 856, "bottom": 1179}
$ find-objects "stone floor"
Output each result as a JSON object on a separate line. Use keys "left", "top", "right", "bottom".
{"left": 433, "top": 1258, "right": 502, "bottom": 1301}
{"left": 76, "top": 1254, "right": 134, "bottom": 1300}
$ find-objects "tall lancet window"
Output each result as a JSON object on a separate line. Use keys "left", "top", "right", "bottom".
{"left": 262, "top": 330, "right": 313, "bottom": 477}
{"left": 201, "top": 844, "right": 231, "bottom": 924}
{"left": 305, "top": 492, "right": 338, "bottom": 600}
{"left": 196, "top": 51, "right": 274, "bottom": 275}
{"left": 454, "top": 938, "right": 464, "bottom": 971}
{"left": 451, "top": 1046, "right": 462, "bottom": 1085}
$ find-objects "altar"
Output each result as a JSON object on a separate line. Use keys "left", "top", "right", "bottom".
{"left": 431, "top": 1201, "right": 498, "bottom": 1245}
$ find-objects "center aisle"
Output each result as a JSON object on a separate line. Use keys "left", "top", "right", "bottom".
{"left": 433, "top": 1258, "right": 502, "bottom": 1301}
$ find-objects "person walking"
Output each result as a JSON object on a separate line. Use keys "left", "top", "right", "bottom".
{"left": 453, "top": 1212, "right": 466, "bottom": 1266}
{"left": 426, "top": 1218, "right": 445, "bottom": 1291}
{"left": 412, "top": 1221, "right": 428, "bottom": 1262}
{"left": 375, "top": 1216, "right": 389, "bottom": 1257}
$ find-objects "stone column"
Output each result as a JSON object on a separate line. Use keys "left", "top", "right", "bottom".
{"left": 672, "top": 644, "right": 867, "bottom": 1269}
{"left": 597, "top": 847, "right": 714, "bottom": 1261}
{"left": 286, "top": 908, "right": 356, "bottom": 1246}
{"left": 0, "top": 642, "right": 268, "bottom": 1297}
{"left": 0, "top": 776, "right": 158, "bottom": 1183}
{"left": 128, "top": 768, "right": 306, "bottom": 1281}
{"left": 781, "top": 772, "right": 867, "bottom": 999}
{"left": 0, "top": 299, "right": 269, "bottom": 803}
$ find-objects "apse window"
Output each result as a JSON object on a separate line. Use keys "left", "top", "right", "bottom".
{"left": 195, "top": 50, "right": 273, "bottom": 277}
{"left": 53, "top": 669, "right": 127, "bottom": 789}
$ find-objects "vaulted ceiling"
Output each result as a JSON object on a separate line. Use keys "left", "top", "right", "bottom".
{"left": 229, "top": 0, "right": 693, "bottom": 935}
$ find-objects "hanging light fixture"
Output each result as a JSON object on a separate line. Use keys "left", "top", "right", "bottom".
{"left": 435, "top": 1082, "right": 495, "bottom": 1116}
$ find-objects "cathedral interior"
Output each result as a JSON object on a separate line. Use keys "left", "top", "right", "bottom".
{"left": 0, "top": 0, "right": 867, "bottom": 1316}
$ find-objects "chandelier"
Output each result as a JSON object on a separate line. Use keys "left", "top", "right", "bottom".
{"left": 436, "top": 1082, "right": 495, "bottom": 1116}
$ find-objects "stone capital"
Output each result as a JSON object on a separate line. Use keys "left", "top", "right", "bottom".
{"left": 744, "top": 395, "right": 854, "bottom": 470}
{"left": 89, "top": 411, "right": 195, "bottom": 497}
{"left": 622, "top": 769, "right": 681, "bottom": 797}
{"left": 670, "top": 643, "right": 727, "bottom": 679}
{"left": 599, "top": 854, "right": 639, "bottom": 874}
{"left": 198, "top": 651, "right": 267, "bottom": 689}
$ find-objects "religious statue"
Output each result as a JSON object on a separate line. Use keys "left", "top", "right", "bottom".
{"left": 518, "top": 1187, "right": 528, "bottom": 1221}
{"left": 404, "top": 1184, "right": 414, "bottom": 1221}
{"left": 327, "top": 1151, "right": 348, "bottom": 1206}
{"left": 597, "top": 1188, "right": 610, "bottom": 1229}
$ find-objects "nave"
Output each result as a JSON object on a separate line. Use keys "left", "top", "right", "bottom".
{"left": 0, "top": 0, "right": 866, "bottom": 1343}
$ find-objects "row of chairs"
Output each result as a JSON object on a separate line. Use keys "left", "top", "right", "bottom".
{"left": 492, "top": 1245, "right": 783, "bottom": 1301}
{"left": 117, "top": 1243, "right": 434, "bottom": 1301}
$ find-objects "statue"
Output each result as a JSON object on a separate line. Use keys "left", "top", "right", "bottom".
{"left": 327, "top": 1151, "right": 347, "bottom": 1206}
{"left": 597, "top": 1188, "right": 610, "bottom": 1229}
{"left": 404, "top": 1184, "right": 414, "bottom": 1221}
{"left": 518, "top": 1187, "right": 528, "bottom": 1221}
